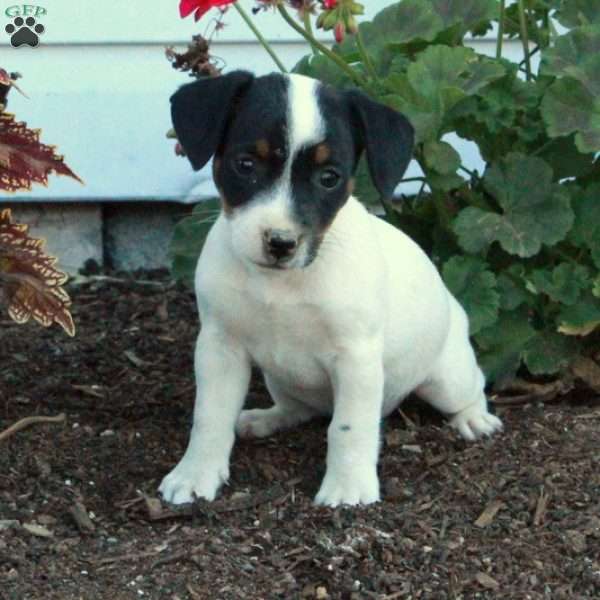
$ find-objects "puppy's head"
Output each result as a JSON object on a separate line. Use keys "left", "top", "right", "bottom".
{"left": 171, "top": 71, "right": 414, "bottom": 269}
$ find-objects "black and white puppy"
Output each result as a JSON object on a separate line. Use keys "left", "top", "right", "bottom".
{"left": 159, "top": 71, "right": 502, "bottom": 507}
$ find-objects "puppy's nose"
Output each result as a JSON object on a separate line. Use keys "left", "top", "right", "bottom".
{"left": 263, "top": 228, "right": 298, "bottom": 260}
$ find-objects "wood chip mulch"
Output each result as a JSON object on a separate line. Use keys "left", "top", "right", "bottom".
{"left": 1, "top": 270, "right": 599, "bottom": 600}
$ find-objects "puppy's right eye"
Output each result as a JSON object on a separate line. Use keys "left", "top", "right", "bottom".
{"left": 234, "top": 155, "right": 256, "bottom": 177}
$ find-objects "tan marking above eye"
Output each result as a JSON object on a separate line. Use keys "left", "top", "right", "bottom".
{"left": 255, "top": 139, "right": 270, "bottom": 159}
{"left": 314, "top": 144, "right": 331, "bottom": 164}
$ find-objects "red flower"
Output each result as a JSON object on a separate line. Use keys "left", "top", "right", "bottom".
{"left": 179, "top": 0, "right": 236, "bottom": 21}
{"left": 322, "top": 0, "right": 337, "bottom": 8}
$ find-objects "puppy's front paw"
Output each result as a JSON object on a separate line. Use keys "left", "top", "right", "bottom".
{"left": 450, "top": 402, "right": 503, "bottom": 442}
{"left": 314, "top": 467, "right": 380, "bottom": 507}
{"left": 158, "top": 456, "right": 228, "bottom": 505}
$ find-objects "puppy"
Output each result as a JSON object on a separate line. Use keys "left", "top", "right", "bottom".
{"left": 159, "top": 71, "right": 502, "bottom": 507}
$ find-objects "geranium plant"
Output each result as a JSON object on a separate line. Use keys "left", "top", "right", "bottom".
{"left": 170, "top": 0, "right": 600, "bottom": 389}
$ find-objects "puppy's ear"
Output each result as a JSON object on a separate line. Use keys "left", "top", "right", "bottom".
{"left": 171, "top": 71, "right": 254, "bottom": 171}
{"left": 346, "top": 90, "right": 414, "bottom": 200}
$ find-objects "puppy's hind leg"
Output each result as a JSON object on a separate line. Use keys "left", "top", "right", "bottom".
{"left": 236, "top": 376, "right": 318, "bottom": 439}
{"left": 416, "top": 298, "right": 502, "bottom": 441}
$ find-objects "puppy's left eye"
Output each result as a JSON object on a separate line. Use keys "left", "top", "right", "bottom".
{"left": 318, "top": 168, "right": 341, "bottom": 190}
{"left": 234, "top": 155, "right": 256, "bottom": 177}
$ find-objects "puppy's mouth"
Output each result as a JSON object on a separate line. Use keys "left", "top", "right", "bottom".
{"left": 256, "top": 261, "right": 288, "bottom": 270}
{"left": 255, "top": 256, "right": 297, "bottom": 270}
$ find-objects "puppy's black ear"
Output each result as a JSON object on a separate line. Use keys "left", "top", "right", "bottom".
{"left": 346, "top": 90, "right": 414, "bottom": 200}
{"left": 171, "top": 71, "right": 254, "bottom": 171}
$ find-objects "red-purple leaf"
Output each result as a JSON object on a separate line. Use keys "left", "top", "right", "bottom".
{"left": 0, "top": 208, "right": 75, "bottom": 336}
{"left": 0, "top": 112, "right": 82, "bottom": 193}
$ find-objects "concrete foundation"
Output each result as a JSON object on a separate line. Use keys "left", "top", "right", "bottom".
{"left": 8, "top": 203, "right": 103, "bottom": 274}
{"left": 3, "top": 202, "right": 193, "bottom": 274}
{"left": 104, "top": 203, "right": 192, "bottom": 271}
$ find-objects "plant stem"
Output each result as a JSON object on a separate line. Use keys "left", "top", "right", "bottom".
{"left": 400, "top": 176, "right": 426, "bottom": 183}
{"left": 517, "top": 0, "right": 532, "bottom": 81}
{"left": 277, "top": 4, "right": 368, "bottom": 88}
{"left": 415, "top": 181, "right": 427, "bottom": 202}
{"left": 519, "top": 45, "right": 540, "bottom": 67}
{"left": 459, "top": 164, "right": 478, "bottom": 179}
{"left": 518, "top": 65, "right": 537, "bottom": 80}
{"left": 532, "top": 138, "right": 555, "bottom": 157}
{"left": 302, "top": 10, "right": 319, "bottom": 56}
{"left": 541, "top": 9, "right": 550, "bottom": 49}
{"left": 496, "top": 0, "right": 505, "bottom": 59}
{"left": 355, "top": 27, "right": 378, "bottom": 83}
{"left": 234, "top": 2, "right": 287, "bottom": 73}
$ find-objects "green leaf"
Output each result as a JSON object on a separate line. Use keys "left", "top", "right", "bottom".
{"left": 430, "top": 0, "right": 499, "bottom": 32}
{"left": 170, "top": 198, "right": 220, "bottom": 286}
{"left": 453, "top": 207, "right": 503, "bottom": 254}
{"left": 541, "top": 77, "right": 600, "bottom": 153}
{"left": 542, "top": 26, "right": 600, "bottom": 96}
{"left": 357, "top": 0, "right": 498, "bottom": 60}
{"left": 442, "top": 256, "right": 500, "bottom": 335}
{"left": 369, "top": 0, "right": 444, "bottom": 45}
{"left": 523, "top": 330, "right": 579, "bottom": 375}
{"left": 452, "top": 67, "right": 542, "bottom": 163}
{"left": 292, "top": 54, "right": 355, "bottom": 88}
{"left": 460, "top": 59, "right": 507, "bottom": 95}
{"left": 593, "top": 274, "right": 600, "bottom": 298}
{"left": 497, "top": 264, "right": 532, "bottom": 310}
{"left": 556, "top": 0, "right": 600, "bottom": 28}
{"left": 537, "top": 135, "right": 596, "bottom": 180}
{"left": 406, "top": 45, "right": 470, "bottom": 108}
{"left": 423, "top": 140, "right": 461, "bottom": 174}
{"left": 529, "top": 263, "right": 590, "bottom": 306}
{"left": 475, "top": 310, "right": 536, "bottom": 384}
{"left": 558, "top": 292, "right": 600, "bottom": 335}
{"left": 385, "top": 47, "right": 504, "bottom": 142}
{"left": 424, "top": 170, "right": 465, "bottom": 191}
{"left": 383, "top": 76, "right": 440, "bottom": 143}
{"left": 569, "top": 183, "right": 600, "bottom": 268}
{"left": 346, "top": 0, "right": 444, "bottom": 69}
{"left": 453, "top": 153, "right": 574, "bottom": 257}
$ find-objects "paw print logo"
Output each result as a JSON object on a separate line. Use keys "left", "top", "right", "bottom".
{"left": 5, "top": 16, "right": 45, "bottom": 48}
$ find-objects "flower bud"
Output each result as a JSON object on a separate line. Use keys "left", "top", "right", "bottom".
{"left": 345, "top": 13, "right": 358, "bottom": 34}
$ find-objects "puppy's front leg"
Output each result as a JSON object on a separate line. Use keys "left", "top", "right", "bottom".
{"left": 315, "top": 345, "right": 384, "bottom": 507}
{"left": 159, "top": 325, "right": 251, "bottom": 505}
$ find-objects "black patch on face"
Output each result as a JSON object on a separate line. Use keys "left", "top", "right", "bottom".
{"left": 286, "top": 84, "right": 361, "bottom": 266}
{"left": 214, "top": 74, "right": 290, "bottom": 211}
{"left": 289, "top": 84, "right": 358, "bottom": 239}
{"left": 339, "top": 424, "right": 351, "bottom": 432}
{"left": 172, "top": 70, "right": 414, "bottom": 223}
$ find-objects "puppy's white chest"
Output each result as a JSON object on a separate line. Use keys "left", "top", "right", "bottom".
{"left": 205, "top": 267, "right": 333, "bottom": 394}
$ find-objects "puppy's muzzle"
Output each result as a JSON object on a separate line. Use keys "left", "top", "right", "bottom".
{"left": 263, "top": 229, "right": 299, "bottom": 262}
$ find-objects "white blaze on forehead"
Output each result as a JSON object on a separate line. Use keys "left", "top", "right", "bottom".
{"left": 229, "top": 74, "right": 325, "bottom": 254}
{"left": 286, "top": 74, "right": 325, "bottom": 155}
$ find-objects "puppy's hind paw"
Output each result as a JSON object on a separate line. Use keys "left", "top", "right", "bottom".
{"left": 236, "top": 408, "right": 283, "bottom": 439}
{"left": 449, "top": 403, "right": 503, "bottom": 442}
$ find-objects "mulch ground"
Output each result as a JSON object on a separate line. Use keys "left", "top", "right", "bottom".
{"left": 0, "top": 271, "right": 599, "bottom": 600}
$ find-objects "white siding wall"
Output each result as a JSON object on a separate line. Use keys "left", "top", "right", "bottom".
{"left": 1, "top": 0, "right": 523, "bottom": 203}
